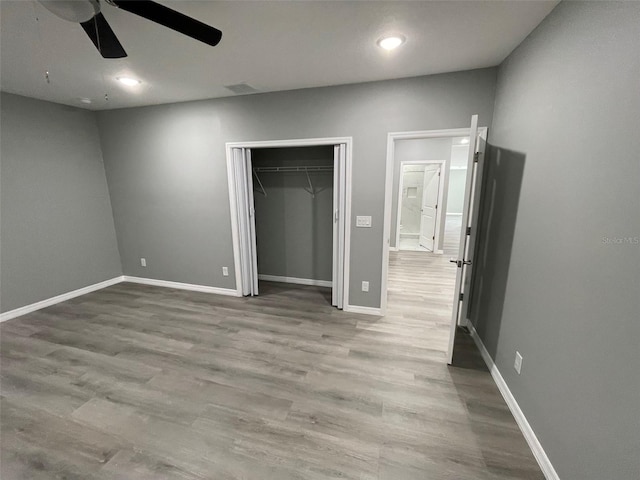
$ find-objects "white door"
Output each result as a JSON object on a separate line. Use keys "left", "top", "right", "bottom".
{"left": 419, "top": 165, "right": 441, "bottom": 251}
{"left": 446, "top": 115, "right": 485, "bottom": 364}
{"left": 246, "top": 149, "right": 259, "bottom": 296}
{"left": 232, "top": 147, "right": 259, "bottom": 296}
{"left": 332, "top": 144, "right": 346, "bottom": 309}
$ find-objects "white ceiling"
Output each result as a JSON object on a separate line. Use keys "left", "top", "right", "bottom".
{"left": 0, "top": 0, "right": 558, "bottom": 111}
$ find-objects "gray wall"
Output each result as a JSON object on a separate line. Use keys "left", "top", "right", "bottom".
{"left": 468, "top": 2, "right": 640, "bottom": 479}
{"left": 251, "top": 146, "right": 334, "bottom": 282}
{"left": 447, "top": 144, "right": 469, "bottom": 214}
{"left": 98, "top": 69, "right": 497, "bottom": 308}
{"left": 391, "top": 137, "right": 453, "bottom": 249}
{"left": 446, "top": 169, "right": 466, "bottom": 214}
{"left": 0, "top": 93, "right": 121, "bottom": 312}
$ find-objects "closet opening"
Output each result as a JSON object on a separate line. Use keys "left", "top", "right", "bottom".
{"left": 226, "top": 137, "right": 352, "bottom": 310}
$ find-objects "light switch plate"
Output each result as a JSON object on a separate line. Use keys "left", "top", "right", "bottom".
{"left": 514, "top": 351, "right": 523, "bottom": 374}
{"left": 356, "top": 216, "right": 372, "bottom": 228}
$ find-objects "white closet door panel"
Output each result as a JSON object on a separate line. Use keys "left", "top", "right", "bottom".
{"left": 233, "top": 148, "right": 252, "bottom": 296}
{"left": 245, "top": 149, "right": 259, "bottom": 296}
{"left": 332, "top": 145, "right": 340, "bottom": 307}
{"left": 336, "top": 144, "right": 346, "bottom": 310}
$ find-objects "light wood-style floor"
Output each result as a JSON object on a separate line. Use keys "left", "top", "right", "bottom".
{"left": 1, "top": 252, "right": 543, "bottom": 479}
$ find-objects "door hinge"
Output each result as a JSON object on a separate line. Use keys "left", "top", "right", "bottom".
{"left": 474, "top": 152, "right": 480, "bottom": 162}
{"left": 466, "top": 227, "right": 471, "bottom": 235}
{"left": 432, "top": 235, "right": 435, "bottom": 240}
{"left": 435, "top": 204, "right": 437, "bottom": 209}
{"left": 459, "top": 293, "right": 464, "bottom": 302}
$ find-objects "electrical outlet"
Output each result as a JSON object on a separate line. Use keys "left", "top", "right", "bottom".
{"left": 361, "top": 281, "right": 369, "bottom": 292}
{"left": 356, "top": 216, "right": 372, "bottom": 228}
{"left": 222, "top": 267, "right": 229, "bottom": 276}
{"left": 514, "top": 351, "right": 523, "bottom": 374}
{"left": 140, "top": 258, "right": 146, "bottom": 267}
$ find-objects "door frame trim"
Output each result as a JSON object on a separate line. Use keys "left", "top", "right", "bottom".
{"left": 395, "top": 160, "right": 446, "bottom": 253}
{"left": 381, "top": 127, "right": 487, "bottom": 316}
{"left": 226, "top": 137, "right": 353, "bottom": 307}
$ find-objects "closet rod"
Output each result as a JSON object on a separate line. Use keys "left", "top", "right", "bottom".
{"left": 252, "top": 165, "right": 333, "bottom": 173}
{"left": 252, "top": 165, "right": 332, "bottom": 198}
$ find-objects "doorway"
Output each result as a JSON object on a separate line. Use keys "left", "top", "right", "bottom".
{"left": 382, "top": 118, "right": 487, "bottom": 364}
{"left": 226, "top": 137, "right": 352, "bottom": 309}
{"left": 396, "top": 160, "right": 446, "bottom": 252}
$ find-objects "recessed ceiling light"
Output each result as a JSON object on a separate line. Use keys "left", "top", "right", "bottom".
{"left": 79, "top": 98, "right": 92, "bottom": 104}
{"left": 460, "top": 138, "right": 470, "bottom": 144}
{"left": 116, "top": 76, "right": 141, "bottom": 86}
{"left": 377, "top": 35, "right": 406, "bottom": 51}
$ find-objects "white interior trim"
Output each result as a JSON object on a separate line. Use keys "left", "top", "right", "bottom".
{"left": 467, "top": 322, "right": 560, "bottom": 480}
{"left": 381, "top": 127, "right": 487, "bottom": 315}
{"left": 0, "top": 276, "right": 124, "bottom": 323}
{"left": 344, "top": 305, "right": 383, "bottom": 316}
{"left": 258, "top": 274, "right": 332, "bottom": 288}
{"left": 395, "top": 159, "right": 446, "bottom": 252}
{"left": 226, "top": 136, "right": 352, "bottom": 308}
{"left": 123, "top": 276, "right": 241, "bottom": 296}
{"left": 227, "top": 137, "right": 353, "bottom": 149}
{"left": 0, "top": 272, "right": 290, "bottom": 323}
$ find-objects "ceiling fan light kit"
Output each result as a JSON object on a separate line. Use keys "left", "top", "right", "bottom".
{"left": 37, "top": 0, "right": 222, "bottom": 59}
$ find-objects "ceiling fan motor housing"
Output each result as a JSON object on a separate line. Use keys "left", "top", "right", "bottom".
{"left": 37, "top": 0, "right": 100, "bottom": 23}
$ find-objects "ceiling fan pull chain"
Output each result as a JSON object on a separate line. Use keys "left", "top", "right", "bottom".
{"left": 32, "top": 2, "right": 51, "bottom": 86}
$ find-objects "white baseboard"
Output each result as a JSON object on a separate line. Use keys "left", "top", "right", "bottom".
{"left": 344, "top": 304, "right": 383, "bottom": 316}
{"left": 388, "top": 247, "right": 399, "bottom": 252}
{"left": 447, "top": 212, "right": 463, "bottom": 216}
{"left": 0, "top": 274, "right": 243, "bottom": 324}
{"left": 467, "top": 323, "right": 560, "bottom": 480}
{"left": 257, "top": 274, "right": 332, "bottom": 288}
{"left": 0, "top": 276, "right": 125, "bottom": 323}
{"left": 123, "top": 276, "right": 241, "bottom": 297}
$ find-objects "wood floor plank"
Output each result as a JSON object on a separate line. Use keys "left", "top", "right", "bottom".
{"left": 1, "top": 236, "right": 544, "bottom": 479}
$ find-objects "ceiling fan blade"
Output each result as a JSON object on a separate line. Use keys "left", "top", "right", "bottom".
{"left": 81, "top": 12, "right": 127, "bottom": 58}
{"left": 110, "top": 0, "right": 222, "bottom": 47}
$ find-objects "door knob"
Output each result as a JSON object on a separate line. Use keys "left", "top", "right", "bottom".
{"left": 449, "top": 259, "right": 472, "bottom": 267}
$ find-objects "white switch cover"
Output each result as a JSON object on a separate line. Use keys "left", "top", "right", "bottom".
{"left": 361, "top": 281, "right": 369, "bottom": 292}
{"left": 514, "top": 351, "right": 523, "bottom": 374}
{"left": 356, "top": 216, "right": 372, "bottom": 227}
{"left": 140, "top": 258, "right": 146, "bottom": 267}
{"left": 222, "top": 267, "right": 229, "bottom": 276}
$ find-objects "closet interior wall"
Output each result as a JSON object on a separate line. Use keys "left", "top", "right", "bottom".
{"left": 251, "top": 146, "right": 334, "bottom": 285}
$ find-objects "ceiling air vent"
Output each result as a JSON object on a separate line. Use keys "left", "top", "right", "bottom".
{"left": 224, "top": 83, "right": 260, "bottom": 95}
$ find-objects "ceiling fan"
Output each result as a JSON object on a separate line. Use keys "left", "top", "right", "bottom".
{"left": 37, "top": 0, "right": 222, "bottom": 58}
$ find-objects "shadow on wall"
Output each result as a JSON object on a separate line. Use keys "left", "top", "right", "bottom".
{"left": 467, "top": 144, "right": 526, "bottom": 359}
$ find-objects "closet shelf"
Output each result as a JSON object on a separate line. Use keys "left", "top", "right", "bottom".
{"left": 252, "top": 165, "right": 333, "bottom": 173}
{"left": 252, "top": 165, "right": 333, "bottom": 198}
